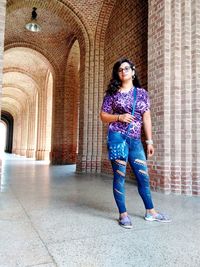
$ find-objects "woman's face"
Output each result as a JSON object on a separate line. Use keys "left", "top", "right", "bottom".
{"left": 118, "top": 62, "right": 135, "bottom": 82}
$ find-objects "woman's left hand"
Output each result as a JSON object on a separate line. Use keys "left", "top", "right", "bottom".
{"left": 147, "top": 144, "right": 154, "bottom": 157}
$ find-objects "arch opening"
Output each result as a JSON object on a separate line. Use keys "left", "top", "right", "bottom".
{"left": 1, "top": 111, "right": 14, "bottom": 154}
{"left": 0, "top": 120, "right": 7, "bottom": 154}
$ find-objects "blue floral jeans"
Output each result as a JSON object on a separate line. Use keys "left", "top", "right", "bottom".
{"left": 108, "top": 130, "right": 154, "bottom": 214}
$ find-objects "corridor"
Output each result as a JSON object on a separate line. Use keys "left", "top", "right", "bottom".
{"left": 0, "top": 154, "right": 199, "bottom": 267}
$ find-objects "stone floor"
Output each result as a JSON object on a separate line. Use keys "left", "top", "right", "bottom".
{"left": 0, "top": 153, "right": 200, "bottom": 267}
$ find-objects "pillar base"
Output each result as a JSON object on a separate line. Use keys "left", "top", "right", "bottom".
{"left": 35, "top": 150, "right": 50, "bottom": 160}
{"left": 26, "top": 149, "right": 35, "bottom": 158}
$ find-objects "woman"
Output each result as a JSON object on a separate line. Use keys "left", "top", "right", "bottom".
{"left": 100, "top": 58, "right": 171, "bottom": 229}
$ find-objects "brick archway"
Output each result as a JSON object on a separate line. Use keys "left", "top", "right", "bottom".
{"left": 4, "top": 0, "right": 96, "bottom": 169}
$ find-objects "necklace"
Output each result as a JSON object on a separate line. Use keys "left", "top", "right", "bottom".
{"left": 119, "top": 86, "right": 133, "bottom": 93}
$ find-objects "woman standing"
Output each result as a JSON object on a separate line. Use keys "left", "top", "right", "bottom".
{"left": 100, "top": 58, "right": 171, "bottom": 229}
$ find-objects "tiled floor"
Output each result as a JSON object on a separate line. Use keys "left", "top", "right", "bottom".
{"left": 0, "top": 153, "right": 200, "bottom": 267}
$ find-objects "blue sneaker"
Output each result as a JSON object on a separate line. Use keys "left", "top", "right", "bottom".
{"left": 119, "top": 215, "right": 133, "bottom": 229}
{"left": 145, "top": 212, "right": 171, "bottom": 223}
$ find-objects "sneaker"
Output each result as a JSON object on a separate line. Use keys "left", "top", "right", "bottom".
{"left": 119, "top": 215, "right": 133, "bottom": 229}
{"left": 145, "top": 212, "right": 171, "bottom": 223}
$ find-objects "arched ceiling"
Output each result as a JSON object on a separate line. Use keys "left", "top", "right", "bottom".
{"left": 4, "top": 0, "right": 94, "bottom": 50}
{"left": 3, "top": 47, "right": 50, "bottom": 80}
{"left": 3, "top": 87, "right": 28, "bottom": 105}
{"left": 2, "top": 0, "right": 116, "bottom": 118}
{"left": 5, "top": 6, "right": 71, "bottom": 41}
{"left": 2, "top": 47, "right": 53, "bottom": 117}
{"left": 3, "top": 87, "right": 28, "bottom": 100}
{"left": 6, "top": 0, "right": 104, "bottom": 37}
{"left": 3, "top": 72, "right": 38, "bottom": 95}
{"left": 2, "top": 97, "right": 21, "bottom": 115}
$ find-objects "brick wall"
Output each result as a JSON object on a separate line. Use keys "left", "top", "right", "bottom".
{"left": 191, "top": 0, "right": 200, "bottom": 195}
{"left": 104, "top": 0, "right": 148, "bottom": 88}
{"left": 148, "top": 0, "right": 200, "bottom": 195}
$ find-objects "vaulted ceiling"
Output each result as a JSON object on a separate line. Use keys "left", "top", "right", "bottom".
{"left": 3, "top": 0, "right": 115, "bottom": 117}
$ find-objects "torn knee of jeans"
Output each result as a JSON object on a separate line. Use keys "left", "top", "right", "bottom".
{"left": 114, "top": 188, "right": 123, "bottom": 195}
{"left": 117, "top": 170, "right": 125, "bottom": 177}
{"left": 139, "top": 169, "right": 148, "bottom": 176}
{"left": 115, "top": 159, "right": 126, "bottom": 166}
{"left": 134, "top": 159, "right": 147, "bottom": 166}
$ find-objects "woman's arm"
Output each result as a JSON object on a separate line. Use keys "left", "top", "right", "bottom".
{"left": 143, "top": 110, "right": 154, "bottom": 157}
{"left": 143, "top": 110, "right": 152, "bottom": 140}
{"left": 100, "top": 111, "right": 119, "bottom": 123}
{"left": 100, "top": 111, "right": 134, "bottom": 123}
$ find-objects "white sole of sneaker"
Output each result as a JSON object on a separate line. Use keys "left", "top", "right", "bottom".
{"left": 119, "top": 224, "right": 133, "bottom": 229}
{"left": 145, "top": 217, "right": 172, "bottom": 223}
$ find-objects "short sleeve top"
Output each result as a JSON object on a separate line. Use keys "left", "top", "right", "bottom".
{"left": 101, "top": 87, "right": 150, "bottom": 139}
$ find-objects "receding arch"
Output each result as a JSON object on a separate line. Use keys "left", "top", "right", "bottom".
{"left": 5, "top": 0, "right": 95, "bottom": 169}
{"left": 2, "top": 47, "right": 55, "bottom": 160}
{"left": 3, "top": 47, "right": 55, "bottom": 82}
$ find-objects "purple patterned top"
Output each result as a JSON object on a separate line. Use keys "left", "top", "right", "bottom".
{"left": 101, "top": 87, "right": 150, "bottom": 139}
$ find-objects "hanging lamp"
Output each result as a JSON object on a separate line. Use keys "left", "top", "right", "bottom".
{"left": 25, "top": 7, "right": 41, "bottom": 32}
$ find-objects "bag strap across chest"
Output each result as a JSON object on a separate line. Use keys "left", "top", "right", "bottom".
{"left": 125, "top": 87, "right": 137, "bottom": 136}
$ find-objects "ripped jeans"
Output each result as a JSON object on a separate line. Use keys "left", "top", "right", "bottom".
{"left": 108, "top": 130, "right": 154, "bottom": 214}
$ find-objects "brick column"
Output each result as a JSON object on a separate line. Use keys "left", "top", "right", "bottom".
{"left": 20, "top": 105, "right": 29, "bottom": 156}
{"left": 170, "top": 0, "right": 182, "bottom": 194}
{"left": 13, "top": 115, "right": 22, "bottom": 155}
{"left": 148, "top": 0, "right": 200, "bottom": 195}
{"left": 51, "top": 74, "right": 65, "bottom": 164}
{"left": 191, "top": 0, "right": 200, "bottom": 195}
{"left": 35, "top": 69, "right": 53, "bottom": 161}
{"left": 63, "top": 42, "right": 80, "bottom": 164}
{"left": 35, "top": 90, "right": 49, "bottom": 160}
{"left": 181, "top": 0, "right": 192, "bottom": 194}
{"left": 148, "top": 0, "right": 170, "bottom": 194}
{"left": 26, "top": 95, "right": 38, "bottom": 158}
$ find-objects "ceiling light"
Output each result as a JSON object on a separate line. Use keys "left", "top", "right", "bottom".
{"left": 25, "top": 7, "right": 41, "bottom": 32}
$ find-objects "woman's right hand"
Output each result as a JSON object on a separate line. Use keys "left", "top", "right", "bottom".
{"left": 119, "top": 113, "right": 134, "bottom": 123}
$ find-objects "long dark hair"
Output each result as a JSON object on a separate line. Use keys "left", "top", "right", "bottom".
{"left": 106, "top": 58, "right": 141, "bottom": 95}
